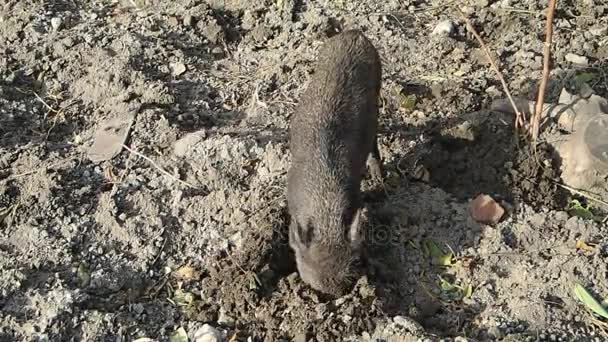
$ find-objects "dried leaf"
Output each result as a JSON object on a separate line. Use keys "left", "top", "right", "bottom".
{"left": 573, "top": 283, "right": 608, "bottom": 320}
{"left": 170, "top": 327, "right": 189, "bottom": 342}
{"left": 174, "top": 265, "right": 201, "bottom": 281}
{"left": 228, "top": 332, "right": 239, "bottom": 342}
{"left": 575, "top": 239, "right": 596, "bottom": 252}
{"left": 412, "top": 164, "right": 430, "bottom": 182}
{"left": 88, "top": 113, "right": 135, "bottom": 162}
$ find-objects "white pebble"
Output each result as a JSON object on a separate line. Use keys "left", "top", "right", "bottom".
{"left": 170, "top": 62, "right": 187, "bottom": 76}
{"left": 432, "top": 20, "right": 455, "bottom": 36}
{"left": 193, "top": 324, "right": 221, "bottom": 342}
{"left": 51, "top": 17, "right": 63, "bottom": 31}
{"left": 565, "top": 53, "right": 588, "bottom": 65}
{"left": 50, "top": 17, "right": 62, "bottom": 31}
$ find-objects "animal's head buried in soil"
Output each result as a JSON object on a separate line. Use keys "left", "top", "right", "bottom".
{"left": 288, "top": 191, "right": 365, "bottom": 297}
{"left": 286, "top": 30, "right": 381, "bottom": 296}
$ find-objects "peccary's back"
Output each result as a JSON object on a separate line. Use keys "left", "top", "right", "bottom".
{"left": 289, "top": 30, "right": 381, "bottom": 199}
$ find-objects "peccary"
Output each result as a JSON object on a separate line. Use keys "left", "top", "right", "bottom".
{"left": 287, "top": 30, "right": 383, "bottom": 296}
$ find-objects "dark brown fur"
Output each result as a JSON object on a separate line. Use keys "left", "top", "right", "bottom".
{"left": 287, "top": 30, "right": 383, "bottom": 296}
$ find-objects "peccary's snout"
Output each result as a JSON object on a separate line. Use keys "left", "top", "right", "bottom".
{"left": 288, "top": 207, "right": 365, "bottom": 296}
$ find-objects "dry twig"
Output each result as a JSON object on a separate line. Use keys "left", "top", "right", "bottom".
{"left": 554, "top": 182, "right": 608, "bottom": 209}
{"left": 457, "top": 9, "right": 526, "bottom": 129}
{"left": 531, "top": 0, "right": 558, "bottom": 141}
{"left": 121, "top": 144, "right": 196, "bottom": 189}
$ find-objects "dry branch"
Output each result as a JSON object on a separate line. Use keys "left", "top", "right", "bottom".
{"left": 122, "top": 144, "right": 196, "bottom": 189}
{"left": 531, "top": 0, "right": 558, "bottom": 141}
{"left": 457, "top": 9, "right": 526, "bottom": 129}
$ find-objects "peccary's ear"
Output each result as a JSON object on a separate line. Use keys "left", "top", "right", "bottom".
{"left": 289, "top": 219, "right": 314, "bottom": 249}
{"left": 347, "top": 208, "right": 363, "bottom": 248}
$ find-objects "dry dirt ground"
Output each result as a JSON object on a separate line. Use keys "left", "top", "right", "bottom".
{"left": 1, "top": 0, "right": 608, "bottom": 341}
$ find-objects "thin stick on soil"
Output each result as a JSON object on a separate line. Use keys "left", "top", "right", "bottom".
{"left": 121, "top": 144, "right": 196, "bottom": 189}
{"left": 554, "top": 182, "right": 608, "bottom": 209}
{"left": 531, "top": 0, "right": 558, "bottom": 141}
{"left": 457, "top": 9, "right": 526, "bottom": 130}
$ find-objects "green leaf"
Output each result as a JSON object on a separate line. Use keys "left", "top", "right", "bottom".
{"left": 567, "top": 199, "right": 594, "bottom": 220}
{"left": 170, "top": 327, "right": 188, "bottom": 342}
{"left": 422, "top": 240, "right": 443, "bottom": 258}
{"left": 399, "top": 94, "right": 417, "bottom": 112}
{"left": 463, "top": 284, "right": 473, "bottom": 299}
{"left": 422, "top": 240, "right": 454, "bottom": 266}
{"left": 573, "top": 283, "right": 608, "bottom": 320}
{"left": 173, "top": 289, "right": 195, "bottom": 307}
{"left": 407, "top": 240, "right": 418, "bottom": 249}
{"left": 575, "top": 72, "right": 596, "bottom": 84}
{"left": 436, "top": 253, "right": 455, "bottom": 266}
{"left": 439, "top": 276, "right": 456, "bottom": 292}
{"left": 77, "top": 262, "right": 91, "bottom": 287}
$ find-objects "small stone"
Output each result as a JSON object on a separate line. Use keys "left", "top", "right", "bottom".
{"left": 393, "top": 315, "right": 424, "bottom": 333}
{"left": 432, "top": 20, "right": 455, "bottom": 36}
{"left": 167, "top": 16, "right": 179, "bottom": 27}
{"left": 170, "top": 62, "right": 187, "bottom": 76}
{"left": 198, "top": 19, "right": 223, "bottom": 44}
{"left": 183, "top": 15, "right": 194, "bottom": 27}
{"left": 470, "top": 194, "right": 505, "bottom": 224}
{"left": 4, "top": 72, "right": 17, "bottom": 84}
{"left": 51, "top": 17, "right": 62, "bottom": 31}
{"left": 589, "top": 26, "right": 607, "bottom": 36}
{"left": 217, "top": 308, "right": 235, "bottom": 327}
{"left": 293, "top": 333, "right": 307, "bottom": 342}
{"left": 173, "top": 131, "right": 206, "bottom": 157}
{"left": 565, "top": 53, "right": 588, "bottom": 65}
{"left": 193, "top": 324, "right": 221, "bottom": 342}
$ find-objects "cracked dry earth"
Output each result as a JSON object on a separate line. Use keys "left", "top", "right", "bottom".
{"left": 1, "top": 0, "right": 607, "bottom": 341}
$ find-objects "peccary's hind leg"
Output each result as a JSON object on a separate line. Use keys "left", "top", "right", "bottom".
{"left": 366, "top": 137, "right": 384, "bottom": 183}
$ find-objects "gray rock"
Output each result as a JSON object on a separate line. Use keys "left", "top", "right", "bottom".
{"left": 565, "top": 53, "right": 588, "bottom": 65}
{"left": 183, "top": 15, "right": 194, "bottom": 27}
{"left": 393, "top": 315, "right": 424, "bottom": 333}
{"left": 589, "top": 26, "right": 607, "bottom": 36}
{"left": 217, "top": 308, "right": 235, "bottom": 327}
{"left": 432, "top": 20, "right": 455, "bottom": 36}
